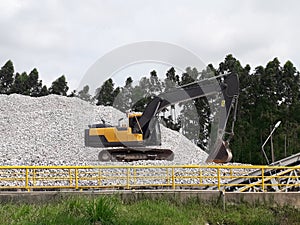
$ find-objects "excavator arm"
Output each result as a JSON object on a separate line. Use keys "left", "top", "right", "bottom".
{"left": 133, "top": 73, "right": 239, "bottom": 162}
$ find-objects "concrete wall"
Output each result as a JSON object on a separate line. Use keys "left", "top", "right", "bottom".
{"left": 0, "top": 190, "right": 300, "bottom": 208}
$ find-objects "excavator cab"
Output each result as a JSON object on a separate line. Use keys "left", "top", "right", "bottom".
{"left": 85, "top": 114, "right": 143, "bottom": 148}
{"left": 128, "top": 112, "right": 143, "bottom": 134}
{"left": 85, "top": 112, "right": 170, "bottom": 161}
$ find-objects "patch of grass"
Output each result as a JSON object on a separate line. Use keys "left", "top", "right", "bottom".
{"left": 0, "top": 195, "right": 299, "bottom": 225}
{"left": 117, "top": 199, "right": 189, "bottom": 225}
{"left": 84, "top": 196, "right": 118, "bottom": 225}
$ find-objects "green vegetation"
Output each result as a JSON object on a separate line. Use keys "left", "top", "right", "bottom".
{"left": 0, "top": 60, "right": 70, "bottom": 97}
{"left": 0, "top": 196, "right": 299, "bottom": 225}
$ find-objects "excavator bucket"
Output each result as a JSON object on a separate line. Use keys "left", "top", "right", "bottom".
{"left": 206, "top": 139, "right": 233, "bottom": 163}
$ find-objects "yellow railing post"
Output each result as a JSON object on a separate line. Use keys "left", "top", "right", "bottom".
{"left": 98, "top": 169, "right": 102, "bottom": 186}
{"left": 69, "top": 169, "right": 72, "bottom": 187}
{"left": 25, "top": 168, "right": 30, "bottom": 192}
{"left": 75, "top": 169, "right": 78, "bottom": 190}
{"left": 261, "top": 168, "right": 265, "bottom": 192}
{"left": 172, "top": 167, "right": 175, "bottom": 189}
{"left": 199, "top": 169, "right": 203, "bottom": 186}
{"left": 166, "top": 168, "right": 170, "bottom": 186}
{"left": 33, "top": 169, "right": 36, "bottom": 187}
{"left": 127, "top": 168, "right": 130, "bottom": 189}
{"left": 133, "top": 168, "right": 136, "bottom": 186}
{"left": 217, "top": 168, "right": 221, "bottom": 191}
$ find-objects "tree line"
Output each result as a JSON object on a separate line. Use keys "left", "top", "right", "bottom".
{"left": 0, "top": 60, "right": 70, "bottom": 96}
{"left": 1, "top": 56, "right": 300, "bottom": 164}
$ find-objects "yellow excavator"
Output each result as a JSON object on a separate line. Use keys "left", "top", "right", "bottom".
{"left": 85, "top": 73, "right": 239, "bottom": 163}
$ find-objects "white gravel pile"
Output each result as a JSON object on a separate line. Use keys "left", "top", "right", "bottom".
{"left": 0, "top": 94, "right": 208, "bottom": 166}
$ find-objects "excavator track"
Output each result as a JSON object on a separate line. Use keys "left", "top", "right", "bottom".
{"left": 98, "top": 148, "right": 174, "bottom": 162}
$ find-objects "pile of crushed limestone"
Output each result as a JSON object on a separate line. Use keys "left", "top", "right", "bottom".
{"left": 0, "top": 94, "right": 208, "bottom": 166}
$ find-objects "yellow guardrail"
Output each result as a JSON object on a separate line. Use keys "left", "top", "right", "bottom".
{"left": 0, "top": 165, "right": 299, "bottom": 192}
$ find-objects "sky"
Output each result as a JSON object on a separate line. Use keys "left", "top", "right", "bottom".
{"left": 1, "top": 0, "right": 300, "bottom": 93}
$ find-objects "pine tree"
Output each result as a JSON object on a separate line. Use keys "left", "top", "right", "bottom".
{"left": 39, "top": 85, "right": 49, "bottom": 96}
{"left": 11, "top": 72, "right": 29, "bottom": 95}
{"left": 0, "top": 60, "right": 14, "bottom": 94}
{"left": 159, "top": 67, "right": 179, "bottom": 129}
{"left": 49, "top": 75, "right": 69, "bottom": 96}
{"left": 95, "top": 78, "right": 115, "bottom": 106}
{"left": 114, "top": 77, "right": 134, "bottom": 112}
{"left": 149, "top": 70, "right": 163, "bottom": 94}
{"left": 78, "top": 85, "right": 91, "bottom": 102}
{"left": 277, "top": 61, "right": 300, "bottom": 159}
{"left": 218, "top": 54, "right": 243, "bottom": 74}
{"left": 131, "top": 76, "right": 152, "bottom": 112}
{"left": 165, "top": 67, "right": 179, "bottom": 91}
{"left": 27, "top": 68, "right": 43, "bottom": 97}
{"left": 179, "top": 67, "right": 205, "bottom": 146}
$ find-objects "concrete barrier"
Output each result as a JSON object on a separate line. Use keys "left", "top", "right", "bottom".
{"left": 0, "top": 190, "right": 300, "bottom": 207}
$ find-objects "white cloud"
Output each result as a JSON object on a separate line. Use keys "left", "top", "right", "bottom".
{"left": 0, "top": 0, "right": 300, "bottom": 91}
